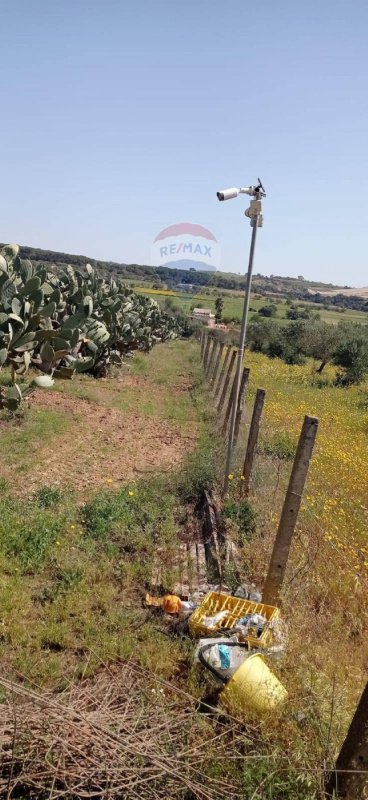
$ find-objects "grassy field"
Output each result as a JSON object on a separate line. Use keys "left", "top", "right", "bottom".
{"left": 134, "top": 286, "right": 368, "bottom": 325}
{"left": 0, "top": 340, "right": 213, "bottom": 686}
{"left": 1, "top": 337, "right": 368, "bottom": 797}
{"left": 225, "top": 350, "right": 368, "bottom": 788}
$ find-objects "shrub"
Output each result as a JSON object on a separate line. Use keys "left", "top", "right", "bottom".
{"left": 34, "top": 486, "right": 62, "bottom": 508}
{"left": 223, "top": 499, "right": 256, "bottom": 541}
{"left": 0, "top": 244, "right": 181, "bottom": 411}
{"left": 259, "top": 304, "right": 277, "bottom": 318}
{"left": 261, "top": 431, "right": 296, "bottom": 460}
{"left": 176, "top": 433, "right": 221, "bottom": 502}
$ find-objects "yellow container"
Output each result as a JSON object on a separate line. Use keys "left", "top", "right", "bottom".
{"left": 220, "top": 653, "right": 288, "bottom": 716}
{"left": 189, "top": 591, "right": 280, "bottom": 648}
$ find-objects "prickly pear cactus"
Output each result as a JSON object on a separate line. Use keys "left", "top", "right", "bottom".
{"left": 0, "top": 244, "right": 180, "bottom": 409}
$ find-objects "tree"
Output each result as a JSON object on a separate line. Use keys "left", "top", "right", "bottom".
{"left": 247, "top": 320, "right": 279, "bottom": 353}
{"left": 215, "top": 296, "right": 224, "bottom": 323}
{"left": 334, "top": 324, "right": 368, "bottom": 384}
{"left": 302, "top": 320, "right": 340, "bottom": 372}
{"left": 258, "top": 304, "right": 277, "bottom": 318}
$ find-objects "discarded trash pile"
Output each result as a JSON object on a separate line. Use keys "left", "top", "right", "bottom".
{"left": 145, "top": 583, "right": 288, "bottom": 717}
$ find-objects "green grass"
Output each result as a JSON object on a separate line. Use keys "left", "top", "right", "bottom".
{"left": 136, "top": 287, "right": 368, "bottom": 325}
{"left": 0, "top": 340, "right": 217, "bottom": 687}
{"left": 0, "top": 407, "right": 71, "bottom": 477}
{"left": 0, "top": 338, "right": 361, "bottom": 798}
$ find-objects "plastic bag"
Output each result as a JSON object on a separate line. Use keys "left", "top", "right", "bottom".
{"left": 194, "top": 637, "right": 249, "bottom": 678}
{"left": 235, "top": 613, "right": 267, "bottom": 639}
{"left": 201, "top": 610, "right": 230, "bottom": 629}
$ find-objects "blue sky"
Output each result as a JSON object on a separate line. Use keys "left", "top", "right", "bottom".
{"left": 1, "top": 0, "right": 368, "bottom": 285}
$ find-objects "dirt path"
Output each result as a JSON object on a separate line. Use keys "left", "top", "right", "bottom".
{"left": 27, "top": 390, "right": 195, "bottom": 494}
{"left": 1, "top": 343, "right": 200, "bottom": 496}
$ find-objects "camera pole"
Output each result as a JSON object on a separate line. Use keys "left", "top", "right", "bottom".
{"left": 222, "top": 180, "right": 265, "bottom": 496}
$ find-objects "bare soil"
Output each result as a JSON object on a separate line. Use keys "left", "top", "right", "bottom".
{"left": 5, "top": 380, "right": 197, "bottom": 496}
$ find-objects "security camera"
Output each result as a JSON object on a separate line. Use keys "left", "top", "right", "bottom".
{"left": 216, "top": 186, "right": 255, "bottom": 201}
{"left": 216, "top": 188, "right": 239, "bottom": 201}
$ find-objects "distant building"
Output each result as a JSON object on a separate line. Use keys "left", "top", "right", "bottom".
{"left": 190, "top": 307, "right": 215, "bottom": 326}
{"left": 177, "top": 283, "right": 195, "bottom": 291}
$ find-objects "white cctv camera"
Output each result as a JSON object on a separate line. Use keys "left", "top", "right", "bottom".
{"left": 216, "top": 188, "right": 239, "bottom": 201}
{"left": 216, "top": 186, "right": 254, "bottom": 201}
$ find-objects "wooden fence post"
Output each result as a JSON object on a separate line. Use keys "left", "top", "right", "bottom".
{"left": 213, "top": 345, "right": 230, "bottom": 396}
{"left": 242, "top": 388, "right": 266, "bottom": 496}
{"left": 217, "top": 349, "right": 236, "bottom": 413}
{"left": 325, "top": 682, "right": 368, "bottom": 799}
{"left": 222, "top": 367, "right": 248, "bottom": 436}
{"left": 210, "top": 341, "right": 224, "bottom": 387}
{"left": 206, "top": 338, "right": 218, "bottom": 380}
{"left": 262, "top": 415, "right": 319, "bottom": 606}
{"left": 233, "top": 368, "right": 250, "bottom": 447}
{"left": 203, "top": 334, "right": 211, "bottom": 371}
{"left": 200, "top": 329, "right": 206, "bottom": 359}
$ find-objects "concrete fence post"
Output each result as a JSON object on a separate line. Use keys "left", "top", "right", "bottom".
{"left": 242, "top": 388, "right": 266, "bottom": 495}
{"left": 210, "top": 341, "right": 224, "bottom": 387}
{"left": 233, "top": 368, "right": 250, "bottom": 447}
{"left": 200, "top": 329, "right": 206, "bottom": 359}
{"left": 213, "top": 345, "right": 231, "bottom": 396}
{"left": 325, "top": 681, "right": 368, "bottom": 799}
{"left": 206, "top": 338, "right": 218, "bottom": 380}
{"left": 262, "top": 415, "right": 319, "bottom": 606}
{"left": 217, "top": 349, "right": 236, "bottom": 413}
{"left": 203, "top": 334, "right": 211, "bottom": 372}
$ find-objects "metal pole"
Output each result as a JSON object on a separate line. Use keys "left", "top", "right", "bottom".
{"left": 223, "top": 220, "right": 258, "bottom": 495}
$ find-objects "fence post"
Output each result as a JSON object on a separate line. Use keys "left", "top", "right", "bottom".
{"left": 203, "top": 334, "right": 211, "bottom": 371}
{"left": 242, "top": 388, "right": 266, "bottom": 496}
{"left": 262, "top": 415, "right": 319, "bottom": 606}
{"left": 206, "top": 338, "right": 218, "bottom": 380}
{"left": 213, "top": 345, "right": 230, "bottom": 396}
{"left": 325, "top": 682, "right": 368, "bottom": 799}
{"left": 205, "top": 337, "right": 215, "bottom": 378}
{"left": 210, "top": 341, "right": 224, "bottom": 388}
{"left": 200, "top": 329, "right": 206, "bottom": 359}
{"left": 222, "top": 367, "right": 248, "bottom": 436}
{"left": 233, "top": 368, "right": 250, "bottom": 447}
{"left": 217, "top": 349, "right": 236, "bottom": 413}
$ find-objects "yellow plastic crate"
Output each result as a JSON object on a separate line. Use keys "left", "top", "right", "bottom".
{"left": 189, "top": 591, "right": 280, "bottom": 648}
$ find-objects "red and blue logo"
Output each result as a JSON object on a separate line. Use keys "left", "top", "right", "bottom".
{"left": 151, "top": 222, "right": 220, "bottom": 272}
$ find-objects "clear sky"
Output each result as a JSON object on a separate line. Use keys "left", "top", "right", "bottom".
{"left": 1, "top": 0, "right": 368, "bottom": 285}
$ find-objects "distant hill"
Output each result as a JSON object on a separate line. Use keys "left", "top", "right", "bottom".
{"left": 315, "top": 286, "right": 368, "bottom": 299}
{"left": 1, "top": 242, "right": 367, "bottom": 313}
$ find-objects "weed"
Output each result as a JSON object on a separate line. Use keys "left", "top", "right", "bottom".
{"left": 223, "top": 498, "right": 256, "bottom": 541}
{"left": 358, "top": 389, "right": 368, "bottom": 410}
{"left": 261, "top": 430, "right": 297, "bottom": 460}
{"left": 34, "top": 486, "right": 62, "bottom": 508}
{"left": 0, "top": 502, "right": 63, "bottom": 572}
{"left": 242, "top": 756, "right": 316, "bottom": 799}
{"left": 81, "top": 478, "right": 176, "bottom": 572}
{"left": 177, "top": 431, "right": 221, "bottom": 501}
